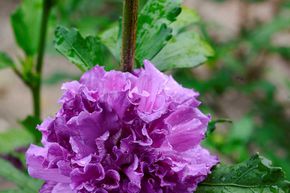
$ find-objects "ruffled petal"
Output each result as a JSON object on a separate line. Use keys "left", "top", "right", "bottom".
{"left": 40, "top": 182, "right": 74, "bottom": 193}
{"left": 26, "top": 60, "right": 218, "bottom": 193}
{"left": 165, "top": 107, "right": 210, "bottom": 151}
{"left": 71, "top": 163, "right": 105, "bottom": 190}
{"left": 26, "top": 145, "right": 70, "bottom": 183}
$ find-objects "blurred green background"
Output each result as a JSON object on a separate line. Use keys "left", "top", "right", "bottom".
{"left": 0, "top": 0, "right": 289, "bottom": 189}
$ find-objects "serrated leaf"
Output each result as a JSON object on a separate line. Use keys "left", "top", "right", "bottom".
{"left": 0, "top": 52, "right": 14, "bottom": 69}
{"left": 10, "top": 0, "right": 42, "bottom": 56}
{"left": 20, "top": 116, "right": 42, "bottom": 143}
{"left": 196, "top": 154, "right": 290, "bottom": 193}
{"left": 135, "top": 0, "right": 182, "bottom": 64}
{"left": 0, "top": 129, "right": 33, "bottom": 154}
{"left": 0, "top": 158, "right": 42, "bottom": 193}
{"left": 54, "top": 26, "right": 113, "bottom": 71}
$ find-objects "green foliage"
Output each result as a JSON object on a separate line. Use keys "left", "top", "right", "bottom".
{"left": 0, "top": 0, "right": 289, "bottom": 191}
{"left": 100, "top": 22, "right": 121, "bottom": 62}
{"left": 20, "top": 116, "right": 42, "bottom": 143}
{"left": 152, "top": 7, "right": 214, "bottom": 70}
{"left": 54, "top": 26, "right": 113, "bottom": 71}
{"left": 173, "top": 1, "right": 290, "bottom": 180}
{"left": 196, "top": 154, "right": 290, "bottom": 193}
{"left": 271, "top": 47, "right": 290, "bottom": 60}
{"left": 0, "top": 158, "right": 41, "bottom": 193}
{"left": 55, "top": 0, "right": 122, "bottom": 35}
{"left": 135, "top": 0, "right": 182, "bottom": 64}
{"left": 102, "top": 2, "right": 212, "bottom": 71}
{"left": 170, "top": 7, "right": 200, "bottom": 34}
{"left": 10, "top": 0, "right": 42, "bottom": 56}
{"left": 250, "top": 16, "right": 290, "bottom": 51}
{"left": 152, "top": 31, "right": 213, "bottom": 70}
{"left": 0, "top": 129, "right": 33, "bottom": 154}
{"left": 0, "top": 52, "right": 14, "bottom": 69}
{"left": 59, "top": 0, "right": 214, "bottom": 71}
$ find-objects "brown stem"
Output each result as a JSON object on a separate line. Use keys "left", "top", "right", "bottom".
{"left": 120, "top": 0, "right": 139, "bottom": 72}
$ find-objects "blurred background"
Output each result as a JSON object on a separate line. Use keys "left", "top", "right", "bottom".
{"left": 0, "top": 0, "right": 289, "bottom": 189}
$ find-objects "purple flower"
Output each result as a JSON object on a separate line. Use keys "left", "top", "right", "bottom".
{"left": 26, "top": 60, "right": 218, "bottom": 193}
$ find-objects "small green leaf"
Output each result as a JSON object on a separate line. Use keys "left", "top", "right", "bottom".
{"left": 10, "top": 0, "right": 42, "bottom": 56}
{"left": 0, "top": 52, "right": 15, "bottom": 69}
{"left": 196, "top": 154, "right": 290, "bottom": 193}
{"left": 20, "top": 116, "right": 42, "bottom": 143}
{"left": 0, "top": 158, "right": 42, "bottom": 193}
{"left": 54, "top": 26, "right": 113, "bottom": 71}
{"left": 0, "top": 129, "right": 33, "bottom": 154}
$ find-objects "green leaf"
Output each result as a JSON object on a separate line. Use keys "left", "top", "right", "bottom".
{"left": 170, "top": 7, "right": 200, "bottom": 35}
{"left": 0, "top": 52, "right": 15, "bottom": 69}
{"left": 100, "top": 0, "right": 182, "bottom": 67}
{"left": 135, "top": 0, "right": 182, "bottom": 64}
{"left": 152, "top": 7, "right": 214, "bottom": 70}
{"left": 20, "top": 116, "right": 42, "bottom": 143}
{"left": 101, "top": 5, "right": 212, "bottom": 71}
{"left": 54, "top": 26, "right": 112, "bottom": 71}
{"left": 0, "top": 158, "right": 42, "bottom": 193}
{"left": 100, "top": 22, "right": 122, "bottom": 63}
{"left": 10, "top": 0, "right": 42, "bottom": 56}
{"left": 196, "top": 154, "right": 290, "bottom": 193}
{"left": 0, "top": 129, "right": 33, "bottom": 154}
{"left": 152, "top": 31, "right": 214, "bottom": 71}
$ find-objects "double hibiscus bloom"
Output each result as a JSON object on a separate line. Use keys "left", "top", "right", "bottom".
{"left": 26, "top": 60, "right": 218, "bottom": 193}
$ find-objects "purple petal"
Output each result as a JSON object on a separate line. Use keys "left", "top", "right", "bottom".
{"left": 26, "top": 60, "right": 218, "bottom": 193}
